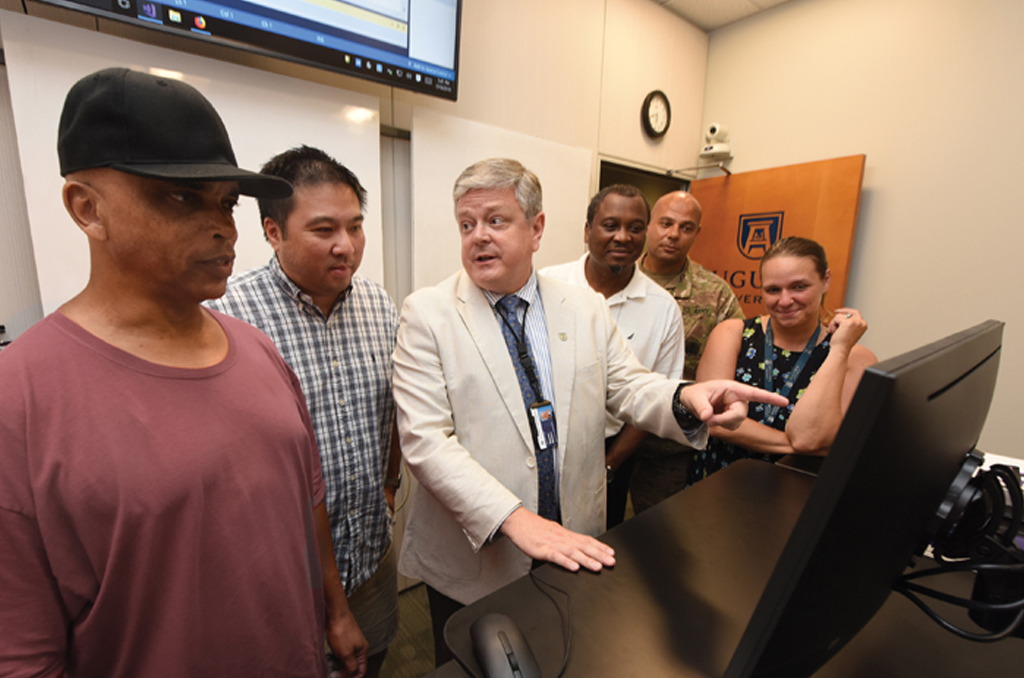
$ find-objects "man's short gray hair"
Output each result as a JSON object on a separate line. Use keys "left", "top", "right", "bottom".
{"left": 452, "top": 158, "right": 543, "bottom": 221}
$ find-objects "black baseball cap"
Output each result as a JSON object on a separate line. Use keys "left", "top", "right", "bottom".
{"left": 58, "top": 68, "right": 292, "bottom": 199}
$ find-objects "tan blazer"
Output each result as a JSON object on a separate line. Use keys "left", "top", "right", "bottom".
{"left": 393, "top": 271, "right": 703, "bottom": 604}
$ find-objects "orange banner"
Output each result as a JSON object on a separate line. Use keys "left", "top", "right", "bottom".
{"left": 687, "top": 155, "right": 865, "bottom": 318}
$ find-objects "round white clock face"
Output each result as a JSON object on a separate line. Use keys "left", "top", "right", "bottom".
{"left": 642, "top": 90, "right": 671, "bottom": 138}
{"left": 648, "top": 96, "right": 668, "bottom": 132}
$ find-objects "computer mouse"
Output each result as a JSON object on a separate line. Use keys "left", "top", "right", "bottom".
{"left": 469, "top": 612, "right": 542, "bottom": 678}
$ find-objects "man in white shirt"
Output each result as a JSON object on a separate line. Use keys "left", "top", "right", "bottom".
{"left": 541, "top": 184, "right": 684, "bottom": 527}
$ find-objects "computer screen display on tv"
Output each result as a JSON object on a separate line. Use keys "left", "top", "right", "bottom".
{"left": 33, "top": 0, "right": 462, "bottom": 100}
{"left": 725, "top": 319, "right": 1005, "bottom": 678}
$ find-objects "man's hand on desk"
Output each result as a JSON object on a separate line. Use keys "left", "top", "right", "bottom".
{"left": 499, "top": 507, "right": 616, "bottom": 572}
{"left": 681, "top": 381, "right": 790, "bottom": 430}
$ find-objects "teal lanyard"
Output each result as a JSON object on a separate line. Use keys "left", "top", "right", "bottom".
{"left": 763, "top": 319, "right": 821, "bottom": 425}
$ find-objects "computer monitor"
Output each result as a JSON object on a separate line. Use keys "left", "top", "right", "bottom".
{"left": 29, "top": 0, "right": 463, "bottom": 100}
{"left": 725, "top": 319, "right": 1005, "bottom": 678}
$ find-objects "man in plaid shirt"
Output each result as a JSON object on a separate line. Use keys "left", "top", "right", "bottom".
{"left": 208, "top": 146, "right": 401, "bottom": 678}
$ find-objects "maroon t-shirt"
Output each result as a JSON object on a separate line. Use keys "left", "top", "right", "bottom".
{"left": 0, "top": 311, "right": 328, "bottom": 678}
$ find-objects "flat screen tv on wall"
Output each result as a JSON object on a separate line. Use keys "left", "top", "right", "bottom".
{"left": 32, "top": 0, "right": 462, "bottom": 100}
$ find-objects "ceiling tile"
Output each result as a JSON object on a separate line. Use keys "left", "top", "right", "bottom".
{"left": 655, "top": 0, "right": 795, "bottom": 32}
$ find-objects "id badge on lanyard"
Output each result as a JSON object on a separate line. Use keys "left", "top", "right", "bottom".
{"left": 530, "top": 400, "right": 558, "bottom": 450}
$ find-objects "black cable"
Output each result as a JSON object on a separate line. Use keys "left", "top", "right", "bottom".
{"left": 529, "top": 570, "right": 573, "bottom": 678}
{"left": 894, "top": 583, "right": 1024, "bottom": 642}
{"left": 897, "top": 459, "right": 1024, "bottom": 642}
{"left": 392, "top": 460, "right": 411, "bottom": 515}
{"left": 903, "top": 560, "right": 1024, "bottom": 579}
{"left": 933, "top": 551, "right": 1024, "bottom": 567}
{"left": 991, "top": 465, "right": 1024, "bottom": 540}
{"left": 898, "top": 579, "right": 1024, "bottom": 611}
{"left": 450, "top": 571, "right": 574, "bottom": 678}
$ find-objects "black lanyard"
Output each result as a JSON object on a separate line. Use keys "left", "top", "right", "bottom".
{"left": 498, "top": 303, "right": 545, "bottom": 402}
{"left": 763, "top": 319, "right": 820, "bottom": 425}
{"left": 498, "top": 301, "right": 559, "bottom": 453}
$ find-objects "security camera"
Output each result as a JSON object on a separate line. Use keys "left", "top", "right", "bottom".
{"left": 705, "top": 123, "right": 729, "bottom": 143}
{"left": 700, "top": 143, "right": 732, "bottom": 160}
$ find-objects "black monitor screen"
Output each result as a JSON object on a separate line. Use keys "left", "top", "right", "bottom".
{"left": 726, "top": 319, "right": 1005, "bottom": 678}
{"left": 34, "top": 0, "right": 462, "bottom": 100}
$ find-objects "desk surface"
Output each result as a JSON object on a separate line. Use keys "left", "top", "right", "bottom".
{"left": 430, "top": 460, "right": 1024, "bottom": 677}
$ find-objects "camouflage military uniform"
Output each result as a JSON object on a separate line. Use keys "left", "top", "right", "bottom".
{"left": 630, "top": 256, "right": 745, "bottom": 513}
{"left": 639, "top": 256, "right": 744, "bottom": 380}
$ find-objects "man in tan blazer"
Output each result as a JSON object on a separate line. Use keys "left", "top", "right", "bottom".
{"left": 392, "top": 159, "right": 787, "bottom": 666}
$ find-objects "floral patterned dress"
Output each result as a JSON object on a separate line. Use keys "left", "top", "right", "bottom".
{"left": 687, "top": 317, "right": 832, "bottom": 486}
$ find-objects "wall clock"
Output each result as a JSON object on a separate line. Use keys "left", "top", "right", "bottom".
{"left": 641, "top": 90, "right": 671, "bottom": 139}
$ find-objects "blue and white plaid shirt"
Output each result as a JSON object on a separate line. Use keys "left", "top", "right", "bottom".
{"left": 207, "top": 256, "right": 398, "bottom": 592}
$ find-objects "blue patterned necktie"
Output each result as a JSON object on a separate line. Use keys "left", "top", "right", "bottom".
{"left": 495, "top": 295, "right": 559, "bottom": 522}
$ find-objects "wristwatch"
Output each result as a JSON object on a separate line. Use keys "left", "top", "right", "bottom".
{"left": 384, "top": 473, "right": 402, "bottom": 489}
{"left": 672, "top": 382, "right": 703, "bottom": 431}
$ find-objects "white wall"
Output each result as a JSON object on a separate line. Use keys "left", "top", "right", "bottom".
{"left": 410, "top": 109, "right": 594, "bottom": 290}
{"left": 396, "top": 0, "right": 708, "bottom": 171}
{"left": 394, "top": 0, "right": 605, "bottom": 150}
{"left": 0, "top": 64, "right": 42, "bottom": 341}
{"left": 702, "top": 0, "right": 1024, "bottom": 459}
{"left": 599, "top": 0, "right": 707, "bottom": 171}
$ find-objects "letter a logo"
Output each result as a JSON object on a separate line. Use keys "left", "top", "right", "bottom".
{"left": 737, "top": 212, "right": 783, "bottom": 260}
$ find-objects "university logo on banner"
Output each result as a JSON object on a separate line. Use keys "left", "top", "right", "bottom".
{"left": 737, "top": 212, "right": 784, "bottom": 260}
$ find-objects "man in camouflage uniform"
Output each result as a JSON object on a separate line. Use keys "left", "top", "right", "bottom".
{"left": 640, "top": 191, "right": 744, "bottom": 381}
{"left": 631, "top": 190, "right": 745, "bottom": 511}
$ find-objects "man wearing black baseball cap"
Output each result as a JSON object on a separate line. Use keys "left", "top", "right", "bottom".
{"left": 0, "top": 68, "right": 368, "bottom": 677}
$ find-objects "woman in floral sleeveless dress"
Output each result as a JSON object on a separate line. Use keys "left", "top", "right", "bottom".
{"left": 688, "top": 237, "right": 878, "bottom": 486}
